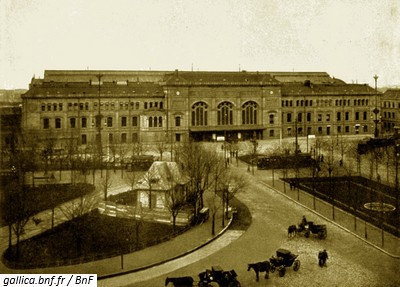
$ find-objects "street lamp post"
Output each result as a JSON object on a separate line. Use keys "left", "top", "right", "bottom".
{"left": 96, "top": 73, "right": 104, "bottom": 176}
{"left": 373, "top": 74, "right": 380, "bottom": 138}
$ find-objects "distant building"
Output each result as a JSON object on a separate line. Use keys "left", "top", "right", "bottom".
{"left": 381, "top": 89, "right": 400, "bottom": 135}
{"left": 19, "top": 70, "right": 379, "bottom": 156}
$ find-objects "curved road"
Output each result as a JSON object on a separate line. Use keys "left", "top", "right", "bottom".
{"left": 101, "top": 166, "right": 399, "bottom": 287}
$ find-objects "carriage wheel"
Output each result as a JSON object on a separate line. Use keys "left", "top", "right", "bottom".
{"left": 278, "top": 267, "right": 286, "bottom": 277}
{"left": 318, "top": 230, "right": 327, "bottom": 239}
{"left": 270, "top": 265, "right": 276, "bottom": 273}
{"left": 227, "top": 279, "right": 241, "bottom": 287}
{"left": 293, "top": 260, "right": 300, "bottom": 271}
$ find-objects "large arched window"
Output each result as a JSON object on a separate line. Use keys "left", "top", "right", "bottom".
{"left": 242, "top": 101, "right": 258, "bottom": 124}
{"left": 191, "top": 102, "right": 208, "bottom": 126}
{"left": 217, "top": 102, "right": 233, "bottom": 125}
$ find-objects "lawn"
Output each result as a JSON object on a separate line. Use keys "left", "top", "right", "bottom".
{"left": 3, "top": 209, "right": 187, "bottom": 268}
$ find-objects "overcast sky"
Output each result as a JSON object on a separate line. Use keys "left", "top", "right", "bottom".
{"left": 1, "top": 0, "right": 399, "bottom": 89}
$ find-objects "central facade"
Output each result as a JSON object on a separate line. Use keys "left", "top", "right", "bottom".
{"left": 21, "top": 70, "right": 378, "bottom": 154}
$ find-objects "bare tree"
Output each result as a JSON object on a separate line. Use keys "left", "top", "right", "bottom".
{"left": 140, "top": 166, "right": 158, "bottom": 210}
{"left": 99, "top": 169, "right": 113, "bottom": 201}
{"left": 154, "top": 141, "right": 168, "bottom": 161}
{"left": 165, "top": 183, "right": 187, "bottom": 228}
{"left": 177, "top": 142, "right": 216, "bottom": 216}
{"left": 219, "top": 169, "right": 248, "bottom": 226}
{"left": 207, "top": 192, "right": 221, "bottom": 236}
{"left": 58, "top": 194, "right": 99, "bottom": 256}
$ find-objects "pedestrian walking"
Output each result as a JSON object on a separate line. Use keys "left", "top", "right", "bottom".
{"left": 318, "top": 249, "right": 328, "bottom": 267}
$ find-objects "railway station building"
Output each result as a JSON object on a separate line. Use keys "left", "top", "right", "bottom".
{"left": 20, "top": 69, "right": 378, "bottom": 155}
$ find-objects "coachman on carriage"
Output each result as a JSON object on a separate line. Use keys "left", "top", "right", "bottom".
{"left": 288, "top": 216, "right": 327, "bottom": 239}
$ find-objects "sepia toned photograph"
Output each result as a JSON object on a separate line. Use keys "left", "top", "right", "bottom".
{"left": 1, "top": 1, "right": 399, "bottom": 286}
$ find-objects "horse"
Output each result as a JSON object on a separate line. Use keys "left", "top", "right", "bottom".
{"left": 165, "top": 276, "right": 194, "bottom": 287}
{"left": 247, "top": 261, "right": 271, "bottom": 281}
{"left": 288, "top": 225, "right": 297, "bottom": 238}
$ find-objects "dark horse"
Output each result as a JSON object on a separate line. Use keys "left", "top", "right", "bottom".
{"left": 247, "top": 261, "right": 271, "bottom": 281}
{"left": 288, "top": 224, "right": 297, "bottom": 238}
{"left": 165, "top": 276, "right": 194, "bottom": 287}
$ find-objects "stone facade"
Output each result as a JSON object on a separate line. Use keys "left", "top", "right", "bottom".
{"left": 20, "top": 70, "right": 378, "bottom": 155}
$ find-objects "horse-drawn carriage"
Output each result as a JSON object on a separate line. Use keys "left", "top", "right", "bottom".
{"left": 166, "top": 266, "right": 241, "bottom": 287}
{"left": 288, "top": 217, "right": 327, "bottom": 239}
{"left": 269, "top": 248, "right": 301, "bottom": 277}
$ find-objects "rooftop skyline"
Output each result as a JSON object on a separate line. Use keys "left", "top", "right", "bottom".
{"left": 1, "top": 0, "right": 399, "bottom": 89}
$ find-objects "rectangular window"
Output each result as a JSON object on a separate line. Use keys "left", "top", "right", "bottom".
{"left": 47, "top": 104, "right": 51, "bottom": 111}
{"left": 81, "top": 117, "right": 87, "bottom": 128}
{"left": 108, "top": 133, "right": 113, "bottom": 144}
{"left": 286, "top": 113, "right": 292, "bottom": 123}
{"left": 337, "top": 112, "right": 341, "bottom": 121}
{"left": 345, "top": 112, "right": 349, "bottom": 120}
{"left": 144, "top": 102, "right": 148, "bottom": 109}
{"left": 269, "top": 129, "right": 275, "bottom": 137}
{"left": 107, "top": 117, "right": 113, "bottom": 127}
{"left": 132, "top": 116, "right": 138, "bottom": 127}
{"left": 307, "top": 127, "right": 312, "bottom": 135}
{"left": 175, "top": 116, "right": 181, "bottom": 127}
{"left": 337, "top": 126, "right": 341, "bottom": 133}
{"left": 287, "top": 127, "right": 292, "bottom": 136}
{"left": 355, "top": 112, "right": 359, "bottom": 121}
{"left": 55, "top": 118, "right": 61, "bottom": 129}
{"left": 326, "top": 114, "right": 330, "bottom": 121}
{"left": 68, "top": 103, "right": 73, "bottom": 111}
{"left": 307, "top": 113, "right": 311, "bottom": 122}
{"left": 160, "top": 102, "right": 163, "bottom": 109}
{"left": 155, "top": 102, "right": 158, "bottom": 108}
{"left": 121, "top": 133, "right": 127, "bottom": 143}
{"left": 85, "top": 103, "right": 89, "bottom": 110}
{"left": 59, "top": 103, "right": 63, "bottom": 111}
{"left": 79, "top": 103, "right": 84, "bottom": 110}
{"left": 43, "top": 118, "right": 49, "bottom": 129}
{"left": 269, "top": 114, "right": 274, "bottom": 124}
{"left": 318, "top": 127, "right": 322, "bottom": 134}
{"left": 70, "top": 118, "right": 76, "bottom": 128}
{"left": 150, "top": 102, "right": 153, "bottom": 108}
{"left": 345, "top": 126, "right": 350, "bottom": 133}
{"left": 297, "top": 113, "right": 302, "bottom": 122}
{"left": 121, "top": 116, "right": 127, "bottom": 127}
{"left": 318, "top": 114, "right": 322, "bottom": 121}
{"left": 175, "top": 133, "right": 181, "bottom": 142}
{"left": 136, "top": 102, "right": 139, "bottom": 109}
{"left": 81, "top": 134, "right": 87, "bottom": 145}
{"left": 53, "top": 103, "right": 57, "bottom": 111}
{"left": 41, "top": 104, "right": 45, "bottom": 111}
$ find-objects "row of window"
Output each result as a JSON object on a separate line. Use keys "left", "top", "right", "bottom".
{"left": 284, "top": 111, "right": 369, "bottom": 123}
{"left": 79, "top": 132, "right": 182, "bottom": 145}
{"left": 285, "top": 125, "right": 368, "bottom": 136}
{"left": 42, "top": 115, "right": 183, "bottom": 130}
{"left": 383, "top": 112, "right": 397, "bottom": 119}
{"left": 382, "top": 101, "right": 400, "bottom": 109}
{"left": 43, "top": 116, "right": 140, "bottom": 129}
{"left": 40, "top": 101, "right": 163, "bottom": 112}
{"left": 281, "top": 98, "right": 370, "bottom": 108}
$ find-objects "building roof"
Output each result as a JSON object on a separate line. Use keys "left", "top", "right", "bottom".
{"left": 134, "top": 161, "right": 190, "bottom": 191}
{"left": 43, "top": 70, "right": 168, "bottom": 83}
{"left": 267, "top": 72, "right": 344, "bottom": 84}
{"left": 164, "top": 70, "right": 280, "bottom": 86}
{"left": 281, "top": 82, "right": 376, "bottom": 96}
{"left": 23, "top": 81, "right": 164, "bottom": 98}
{"left": 382, "top": 89, "right": 400, "bottom": 100}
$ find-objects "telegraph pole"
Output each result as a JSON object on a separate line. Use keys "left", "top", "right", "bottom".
{"left": 96, "top": 73, "right": 103, "bottom": 174}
